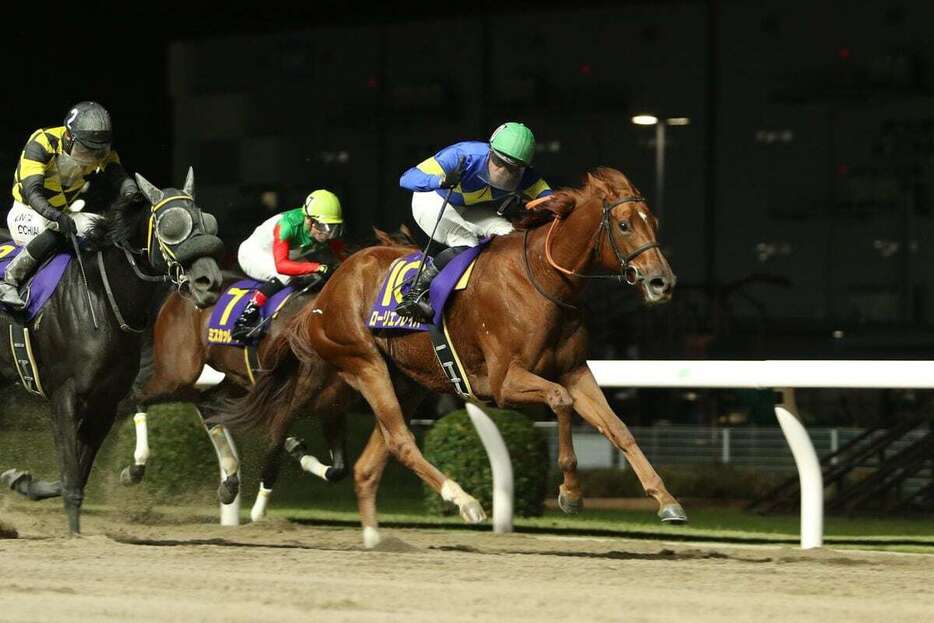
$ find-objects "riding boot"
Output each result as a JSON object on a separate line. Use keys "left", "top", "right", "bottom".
{"left": 231, "top": 278, "right": 284, "bottom": 343}
{"left": 231, "top": 299, "right": 262, "bottom": 342}
{"left": 0, "top": 229, "right": 62, "bottom": 311}
{"left": 0, "top": 249, "right": 40, "bottom": 310}
{"left": 396, "top": 259, "right": 439, "bottom": 322}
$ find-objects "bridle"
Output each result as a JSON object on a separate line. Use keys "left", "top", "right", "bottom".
{"left": 143, "top": 193, "right": 196, "bottom": 291}
{"left": 98, "top": 194, "right": 203, "bottom": 332}
{"left": 523, "top": 195, "right": 662, "bottom": 311}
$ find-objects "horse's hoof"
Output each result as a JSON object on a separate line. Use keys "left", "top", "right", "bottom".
{"left": 120, "top": 465, "right": 145, "bottom": 486}
{"left": 460, "top": 500, "right": 487, "bottom": 524}
{"left": 658, "top": 503, "right": 688, "bottom": 524}
{"left": 217, "top": 474, "right": 240, "bottom": 505}
{"left": 558, "top": 488, "right": 584, "bottom": 514}
{"left": 363, "top": 526, "right": 382, "bottom": 549}
{"left": 324, "top": 465, "right": 347, "bottom": 483}
{"left": 1, "top": 469, "right": 30, "bottom": 492}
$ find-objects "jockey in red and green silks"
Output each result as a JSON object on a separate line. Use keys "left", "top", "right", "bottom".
{"left": 232, "top": 189, "right": 345, "bottom": 342}
{"left": 395, "top": 121, "right": 553, "bottom": 321}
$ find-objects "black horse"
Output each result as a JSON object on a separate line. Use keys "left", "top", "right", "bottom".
{"left": 0, "top": 168, "right": 224, "bottom": 534}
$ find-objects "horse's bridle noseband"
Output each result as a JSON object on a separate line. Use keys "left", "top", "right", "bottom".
{"left": 594, "top": 195, "right": 662, "bottom": 285}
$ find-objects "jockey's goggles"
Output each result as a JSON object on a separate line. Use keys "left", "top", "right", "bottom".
{"left": 490, "top": 149, "right": 525, "bottom": 170}
{"left": 69, "top": 141, "right": 111, "bottom": 165}
{"left": 485, "top": 151, "right": 525, "bottom": 191}
{"left": 308, "top": 218, "right": 342, "bottom": 239}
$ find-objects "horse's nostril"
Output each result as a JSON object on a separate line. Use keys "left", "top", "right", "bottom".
{"left": 194, "top": 275, "right": 212, "bottom": 289}
{"left": 649, "top": 277, "right": 668, "bottom": 294}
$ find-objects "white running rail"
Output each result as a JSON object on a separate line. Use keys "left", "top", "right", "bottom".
{"left": 197, "top": 359, "right": 934, "bottom": 549}
{"left": 588, "top": 359, "right": 934, "bottom": 549}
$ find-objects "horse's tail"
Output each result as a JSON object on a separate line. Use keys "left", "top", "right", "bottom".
{"left": 213, "top": 326, "right": 303, "bottom": 436}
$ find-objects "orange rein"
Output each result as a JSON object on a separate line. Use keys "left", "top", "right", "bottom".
{"left": 525, "top": 195, "right": 579, "bottom": 277}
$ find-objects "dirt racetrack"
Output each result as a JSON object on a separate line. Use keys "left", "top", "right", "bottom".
{"left": 1, "top": 504, "right": 933, "bottom": 623}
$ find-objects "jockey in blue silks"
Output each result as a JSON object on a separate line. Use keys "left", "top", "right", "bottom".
{"left": 396, "top": 121, "right": 553, "bottom": 321}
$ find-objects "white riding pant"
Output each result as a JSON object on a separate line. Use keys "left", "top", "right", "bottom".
{"left": 411, "top": 191, "right": 514, "bottom": 247}
{"left": 237, "top": 240, "right": 292, "bottom": 284}
{"left": 7, "top": 201, "right": 102, "bottom": 246}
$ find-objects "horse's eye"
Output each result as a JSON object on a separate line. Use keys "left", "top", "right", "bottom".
{"left": 618, "top": 221, "right": 630, "bottom": 233}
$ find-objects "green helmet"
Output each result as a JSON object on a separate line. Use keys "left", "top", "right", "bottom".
{"left": 303, "top": 189, "right": 343, "bottom": 224}
{"left": 489, "top": 121, "right": 536, "bottom": 166}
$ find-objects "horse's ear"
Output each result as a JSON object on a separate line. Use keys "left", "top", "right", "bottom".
{"left": 135, "top": 173, "right": 164, "bottom": 205}
{"left": 586, "top": 172, "right": 612, "bottom": 198}
{"left": 183, "top": 166, "right": 196, "bottom": 198}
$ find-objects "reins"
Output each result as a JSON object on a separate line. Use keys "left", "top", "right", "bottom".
{"left": 94, "top": 195, "right": 198, "bottom": 333}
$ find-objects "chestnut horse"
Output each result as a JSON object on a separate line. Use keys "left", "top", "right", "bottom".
{"left": 230, "top": 167, "right": 683, "bottom": 546}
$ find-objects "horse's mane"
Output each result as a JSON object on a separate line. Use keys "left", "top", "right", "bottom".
{"left": 82, "top": 192, "right": 149, "bottom": 252}
{"left": 513, "top": 166, "right": 636, "bottom": 230}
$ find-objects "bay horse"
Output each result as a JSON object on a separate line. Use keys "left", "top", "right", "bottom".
{"left": 230, "top": 167, "right": 683, "bottom": 547}
{"left": 124, "top": 228, "right": 411, "bottom": 518}
{"left": 124, "top": 281, "right": 348, "bottom": 519}
{"left": 0, "top": 169, "right": 224, "bottom": 534}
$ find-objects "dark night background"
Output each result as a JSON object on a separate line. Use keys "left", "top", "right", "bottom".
{"left": 3, "top": 0, "right": 934, "bottom": 424}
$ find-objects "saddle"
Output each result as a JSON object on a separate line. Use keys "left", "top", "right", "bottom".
{"left": 207, "top": 279, "right": 297, "bottom": 347}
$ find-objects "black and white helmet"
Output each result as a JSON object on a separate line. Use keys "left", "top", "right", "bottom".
{"left": 64, "top": 101, "right": 112, "bottom": 153}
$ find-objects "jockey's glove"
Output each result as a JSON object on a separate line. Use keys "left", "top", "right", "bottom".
{"left": 439, "top": 170, "right": 461, "bottom": 189}
{"left": 316, "top": 264, "right": 329, "bottom": 274}
{"left": 439, "top": 156, "right": 466, "bottom": 189}
{"left": 55, "top": 212, "right": 78, "bottom": 236}
{"left": 119, "top": 177, "right": 140, "bottom": 198}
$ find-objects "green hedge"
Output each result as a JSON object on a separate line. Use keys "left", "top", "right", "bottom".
{"left": 553, "top": 464, "right": 789, "bottom": 501}
{"left": 423, "top": 408, "right": 548, "bottom": 517}
{"left": 96, "top": 403, "right": 222, "bottom": 506}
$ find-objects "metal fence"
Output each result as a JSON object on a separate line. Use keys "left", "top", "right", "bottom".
{"left": 533, "top": 424, "right": 931, "bottom": 472}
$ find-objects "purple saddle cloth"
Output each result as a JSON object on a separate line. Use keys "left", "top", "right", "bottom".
{"left": 0, "top": 242, "right": 72, "bottom": 322}
{"left": 367, "top": 240, "right": 488, "bottom": 331}
{"left": 207, "top": 279, "right": 295, "bottom": 346}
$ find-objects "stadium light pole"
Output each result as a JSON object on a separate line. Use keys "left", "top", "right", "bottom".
{"left": 631, "top": 115, "right": 690, "bottom": 222}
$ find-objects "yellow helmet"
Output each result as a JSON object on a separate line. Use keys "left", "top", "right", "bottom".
{"left": 303, "top": 189, "right": 343, "bottom": 224}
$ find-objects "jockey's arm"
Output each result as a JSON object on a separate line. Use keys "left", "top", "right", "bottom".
{"left": 272, "top": 224, "right": 321, "bottom": 276}
{"left": 100, "top": 151, "right": 139, "bottom": 197}
{"left": 519, "top": 167, "right": 554, "bottom": 202}
{"left": 399, "top": 145, "right": 465, "bottom": 192}
{"left": 17, "top": 134, "right": 60, "bottom": 222}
